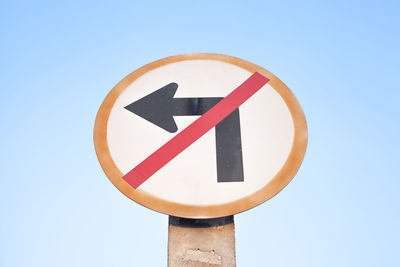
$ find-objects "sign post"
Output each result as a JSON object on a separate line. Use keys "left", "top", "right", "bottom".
{"left": 94, "top": 53, "right": 307, "bottom": 266}
{"left": 168, "top": 216, "right": 235, "bottom": 266}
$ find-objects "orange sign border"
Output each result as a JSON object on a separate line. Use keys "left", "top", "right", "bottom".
{"left": 94, "top": 53, "right": 308, "bottom": 218}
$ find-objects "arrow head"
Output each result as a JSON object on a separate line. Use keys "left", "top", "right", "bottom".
{"left": 124, "top": 83, "right": 179, "bottom": 133}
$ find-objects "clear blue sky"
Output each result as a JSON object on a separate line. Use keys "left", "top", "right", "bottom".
{"left": 1, "top": 1, "right": 399, "bottom": 266}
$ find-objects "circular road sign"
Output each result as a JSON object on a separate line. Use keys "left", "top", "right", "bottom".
{"left": 94, "top": 53, "right": 307, "bottom": 218}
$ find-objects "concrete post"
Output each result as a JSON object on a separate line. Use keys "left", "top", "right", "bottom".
{"left": 168, "top": 216, "right": 236, "bottom": 267}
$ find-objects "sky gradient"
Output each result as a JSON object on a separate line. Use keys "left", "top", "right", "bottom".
{"left": 1, "top": 1, "right": 399, "bottom": 266}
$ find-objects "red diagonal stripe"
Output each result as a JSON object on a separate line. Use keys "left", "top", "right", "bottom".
{"left": 123, "top": 72, "right": 270, "bottom": 188}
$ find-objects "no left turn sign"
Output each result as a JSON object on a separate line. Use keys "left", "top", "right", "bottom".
{"left": 94, "top": 53, "right": 307, "bottom": 218}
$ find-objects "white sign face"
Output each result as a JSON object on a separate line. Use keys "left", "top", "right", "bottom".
{"left": 94, "top": 54, "right": 307, "bottom": 218}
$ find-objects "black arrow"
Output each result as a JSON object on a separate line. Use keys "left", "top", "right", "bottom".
{"left": 124, "top": 82, "right": 244, "bottom": 182}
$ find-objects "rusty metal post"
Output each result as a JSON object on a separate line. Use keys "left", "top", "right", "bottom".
{"left": 168, "top": 216, "right": 236, "bottom": 266}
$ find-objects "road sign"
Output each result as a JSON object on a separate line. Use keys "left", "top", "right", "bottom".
{"left": 94, "top": 53, "right": 307, "bottom": 218}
